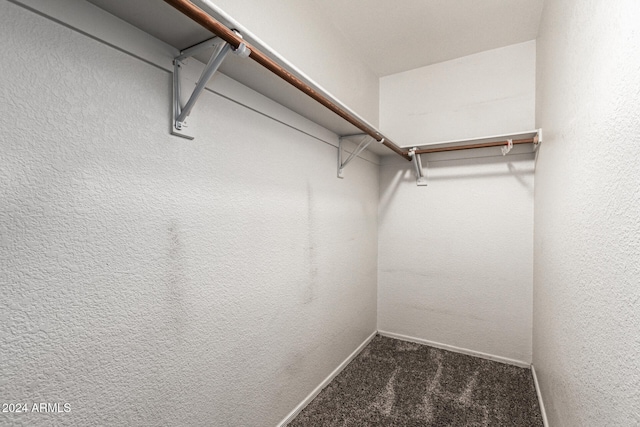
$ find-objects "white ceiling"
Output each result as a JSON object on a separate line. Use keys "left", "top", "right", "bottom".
{"left": 319, "top": 0, "right": 544, "bottom": 76}
{"left": 88, "top": 0, "right": 543, "bottom": 77}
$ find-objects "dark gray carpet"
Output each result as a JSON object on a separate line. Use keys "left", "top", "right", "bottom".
{"left": 289, "top": 335, "right": 543, "bottom": 426}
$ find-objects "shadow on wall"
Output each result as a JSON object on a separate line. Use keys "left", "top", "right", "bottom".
{"left": 379, "top": 151, "right": 535, "bottom": 222}
{"left": 378, "top": 162, "right": 414, "bottom": 223}
{"left": 426, "top": 153, "right": 535, "bottom": 183}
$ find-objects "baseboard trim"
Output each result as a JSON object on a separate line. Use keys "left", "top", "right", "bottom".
{"left": 377, "top": 330, "right": 531, "bottom": 368}
{"left": 531, "top": 364, "right": 549, "bottom": 427}
{"left": 276, "top": 330, "right": 377, "bottom": 427}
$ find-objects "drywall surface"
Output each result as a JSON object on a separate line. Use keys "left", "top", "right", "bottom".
{"left": 378, "top": 152, "right": 535, "bottom": 364}
{"left": 0, "top": 3, "right": 378, "bottom": 426}
{"left": 534, "top": 0, "right": 640, "bottom": 425}
{"left": 377, "top": 41, "right": 536, "bottom": 364}
{"left": 380, "top": 41, "right": 536, "bottom": 146}
{"left": 210, "top": 0, "right": 380, "bottom": 126}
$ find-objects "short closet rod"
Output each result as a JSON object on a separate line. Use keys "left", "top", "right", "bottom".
{"left": 413, "top": 138, "right": 534, "bottom": 155}
{"left": 163, "top": 0, "right": 411, "bottom": 161}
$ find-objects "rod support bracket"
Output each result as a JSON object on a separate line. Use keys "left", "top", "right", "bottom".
{"left": 409, "top": 148, "right": 428, "bottom": 186}
{"left": 533, "top": 128, "right": 543, "bottom": 151}
{"left": 233, "top": 42, "right": 251, "bottom": 58}
{"left": 337, "top": 134, "right": 373, "bottom": 179}
{"left": 172, "top": 37, "right": 234, "bottom": 139}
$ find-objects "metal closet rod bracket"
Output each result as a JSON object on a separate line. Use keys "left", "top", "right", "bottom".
{"left": 409, "top": 147, "right": 428, "bottom": 186}
{"left": 163, "top": 0, "right": 411, "bottom": 160}
{"left": 533, "top": 128, "right": 543, "bottom": 151}
{"left": 171, "top": 32, "right": 251, "bottom": 139}
{"left": 337, "top": 134, "right": 383, "bottom": 178}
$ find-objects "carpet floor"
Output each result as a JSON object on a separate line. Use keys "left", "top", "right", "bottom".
{"left": 289, "top": 335, "right": 543, "bottom": 426}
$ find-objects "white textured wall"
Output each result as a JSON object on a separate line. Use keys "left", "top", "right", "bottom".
{"left": 534, "top": 0, "right": 640, "bottom": 425}
{"left": 0, "top": 2, "right": 378, "bottom": 426}
{"left": 377, "top": 42, "right": 536, "bottom": 364}
{"left": 380, "top": 41, "right": 536, "bottom": 146}
{"left": 378, "top": 153, "right": 534, "bottom": 363}
{"left": 210, "top": 0, "right": 380, "bottom": 126}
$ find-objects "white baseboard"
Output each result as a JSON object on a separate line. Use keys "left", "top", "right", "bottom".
{"left": 531, "top": 364, "right": 549, "bottom": 427}
{"left": 276, "top": 330, "right": 377, "bottom": 427}
{"left": 377, "top": 330, "right": 531, "bottom": 368}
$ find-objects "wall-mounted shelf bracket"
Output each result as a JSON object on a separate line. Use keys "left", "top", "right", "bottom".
{"left": 533, "top": 128, "right": 542, "bottom": 151}
{"left": 409, "top": 147, "right": 428, "bottom": 186}
{"left": 337, "top": 134, "right": 378, "bottom": 178}
{"left": 172, "top": 33, "right": 251, "bottom": 139}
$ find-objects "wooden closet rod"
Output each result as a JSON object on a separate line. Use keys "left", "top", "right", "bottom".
{"left": 164, "top": 0, "right": 411, "bottom": 160}
{"left": 413, "top": 138, "right": 535, "bottom": 154}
